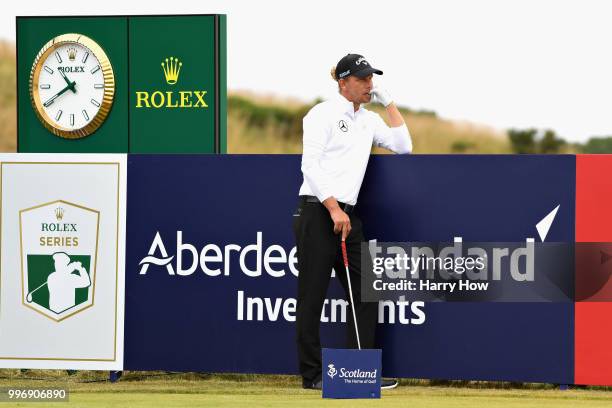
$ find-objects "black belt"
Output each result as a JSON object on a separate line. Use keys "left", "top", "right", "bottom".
{"left": 300, "top": 195, "right": 355, "bottom": 214}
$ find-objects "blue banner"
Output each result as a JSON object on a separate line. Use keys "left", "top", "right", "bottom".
{"left": 124, "top": 154, "right": 575, "bottom": 384}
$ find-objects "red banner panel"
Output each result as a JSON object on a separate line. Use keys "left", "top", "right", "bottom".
{"left": 575, "top": 154, "right": 612, "bottom": 385}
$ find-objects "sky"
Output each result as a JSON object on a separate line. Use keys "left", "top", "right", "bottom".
{"left": 2, "top": 0, "right": 611, "bottom": 142}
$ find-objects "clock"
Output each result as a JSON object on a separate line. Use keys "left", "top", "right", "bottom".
{"left": 29, "top": 33, "right": 115, "bottom": 139}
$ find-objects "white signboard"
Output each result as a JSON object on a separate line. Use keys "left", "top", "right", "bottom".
{"left": 0, "top": 154, "right": 126, "bottom": 370}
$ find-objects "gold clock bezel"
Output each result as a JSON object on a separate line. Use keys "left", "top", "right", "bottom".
{"left": 29, "top": 33, "right": 115, "bottom": 139}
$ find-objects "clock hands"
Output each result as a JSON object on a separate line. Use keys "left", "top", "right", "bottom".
{"left": 43, "top": 80, "right": 77, "bottom": 107}
{"left": 42, "top": 68, "right": 77, "bottom": 107}
{"left": 58, "top": 69, "right": 76, "bottom": 93}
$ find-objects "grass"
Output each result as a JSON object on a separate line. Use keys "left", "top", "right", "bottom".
{"left": 0, "top": 371, "right": 610, "bottom": 407}
{"left": 228, "top": 90, "right": 512, "bottom": 154}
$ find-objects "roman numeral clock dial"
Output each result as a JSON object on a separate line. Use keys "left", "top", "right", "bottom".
{"left": 29, "top": 33, "right": 115, "bottom": 139}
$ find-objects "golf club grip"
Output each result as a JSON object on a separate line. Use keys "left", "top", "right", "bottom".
{"left": 341, "top": 241, "right": 349, "bottom": 268}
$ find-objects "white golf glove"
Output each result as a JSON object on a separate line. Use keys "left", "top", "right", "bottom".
{"left": 370, "top": 86, "right": 393, "bottom": 107}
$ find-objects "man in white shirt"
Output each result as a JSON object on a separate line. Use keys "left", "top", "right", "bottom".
{"left": 293, "top": 53, "right": 412, "bottom": 390}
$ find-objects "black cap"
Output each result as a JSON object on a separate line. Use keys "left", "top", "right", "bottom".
{"left": 335, "top": 54, "right": 383, "bottom": 80}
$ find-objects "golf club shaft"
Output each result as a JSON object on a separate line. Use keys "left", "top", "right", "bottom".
{"left": 27, "top": 281, "right": 48, "bottom": 297}
{"left": 341, "top": 240, "right": 362, "bottom": 350}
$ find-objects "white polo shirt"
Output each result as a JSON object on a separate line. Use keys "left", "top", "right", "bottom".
{"left": 298, "top": 93, "right": 412, "bottom": 205}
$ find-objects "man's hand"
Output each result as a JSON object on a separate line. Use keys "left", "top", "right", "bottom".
{"left": 370, "top": 86, "right": 393, "bottom": 107}
{"left": 330, "top": 207, "right": 351, "bottom": 240}
{"left": 322, "top": 197, "right": 352, "bottom": 240}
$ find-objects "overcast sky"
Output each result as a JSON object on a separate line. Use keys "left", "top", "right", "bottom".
{"left": 2, "top": 0, "right": 611, "bottom": 142}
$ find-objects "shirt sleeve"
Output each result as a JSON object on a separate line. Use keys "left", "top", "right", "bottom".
{"left": 371, "top": 113, "right": 413, "bottom": 154}
{"left": 301, "top": 108, "right": 334, "bottom": 202}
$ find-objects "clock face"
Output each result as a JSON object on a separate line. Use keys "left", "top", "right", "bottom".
{"left": 29, "top": 34, "right": 115, "bottom": 139}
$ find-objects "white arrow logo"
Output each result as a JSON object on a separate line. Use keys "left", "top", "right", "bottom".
{"left": 536, "top": 205, "right": 560, "bottom": 242}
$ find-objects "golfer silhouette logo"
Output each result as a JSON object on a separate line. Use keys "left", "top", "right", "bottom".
{"left": 20, "top": 199, "right": 99, "bottom": 321}
{"left": 327, "top": 364, "right": 338, "bottom": 379}
{"left": 27, "top": 252, "right": 91, "bottom": 314}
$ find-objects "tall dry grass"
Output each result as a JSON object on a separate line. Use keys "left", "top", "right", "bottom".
{"left": 229, "top": 92, "right": 511, "bottom": 154}
{"left": 0, "top": 41, "right": 16, "bottom": 152}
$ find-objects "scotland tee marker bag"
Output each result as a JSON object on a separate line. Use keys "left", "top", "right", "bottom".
{"left": 322, "top": 240, "right": 382, "bottom": 399}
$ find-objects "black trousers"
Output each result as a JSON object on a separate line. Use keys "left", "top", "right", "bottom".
{"left": 292, "top": 197, "right": 377, "bottom": 385}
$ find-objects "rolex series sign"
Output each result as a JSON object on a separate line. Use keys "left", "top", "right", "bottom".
{"left": 17, "top": 15, "right": 227, "bottom": 153}
{"left": 0, "top": 154, "right": 126, "bottom": 369}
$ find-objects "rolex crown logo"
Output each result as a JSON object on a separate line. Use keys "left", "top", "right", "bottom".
{"left": 161, "top": 57, "right": 183, "bottom": 85}
{"left": 67, "top": 47, "right": 77, "bottom": 61}
{"left": 55, "top": 207, "right": 65, "bottom": 221}
{"left": 135, "top": 55, "right": 208, "bottom": 109}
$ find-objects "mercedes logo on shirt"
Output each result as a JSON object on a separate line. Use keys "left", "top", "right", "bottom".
{"left": 338, "top": 120, "right": 348, "bottom": 132}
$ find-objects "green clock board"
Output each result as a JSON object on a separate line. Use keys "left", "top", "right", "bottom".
{"left": 17, "top": 15, "right": 227, "bottom": 154}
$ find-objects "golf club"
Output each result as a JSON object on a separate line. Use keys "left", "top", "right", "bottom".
{"left": 26, "top": 282, "right": 48, "bottom": 303}
{"left": 341, "top": 239, "right": 361, "bottom": 350}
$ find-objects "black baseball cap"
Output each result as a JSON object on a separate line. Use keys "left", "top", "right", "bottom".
{"left": 335, "top": 54, "right": 383, "bottom": 80}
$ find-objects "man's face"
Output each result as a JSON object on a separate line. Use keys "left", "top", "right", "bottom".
{"left": 340, "top": 74, "right": 373, "bottom": 104}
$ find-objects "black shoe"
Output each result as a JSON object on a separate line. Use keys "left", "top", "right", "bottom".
{"left": 381, "top": 378, "right": 398, "bottom": 389}
{"left": 303, "top": 379, "right": 322, "bottom": 390}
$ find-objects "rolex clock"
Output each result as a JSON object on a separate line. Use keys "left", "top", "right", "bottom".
{"left": 29, "top": 33, "right": 115, "bottom": 139}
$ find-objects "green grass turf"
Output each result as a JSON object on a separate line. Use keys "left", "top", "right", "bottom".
{"left": 0, "top": 371, "right": 611, "bottom": 407}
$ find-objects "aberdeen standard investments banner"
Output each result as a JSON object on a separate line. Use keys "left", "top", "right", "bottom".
{"left": 0, "top": 154, "right": 127, "bottom": 370}
{"left": 124, "top": 154, "right": 576, "bottom": 384}
{"left": 6, "top": 153, "right": 611, "bottom": 384}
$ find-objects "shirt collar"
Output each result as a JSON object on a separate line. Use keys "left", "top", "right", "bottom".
{"left": 334, "top": 93, "right": 363, "bottom": 117}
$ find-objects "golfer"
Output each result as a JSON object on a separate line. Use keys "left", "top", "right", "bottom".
{"left": 293, "top": 53, "right": 412, "bottom": 390}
